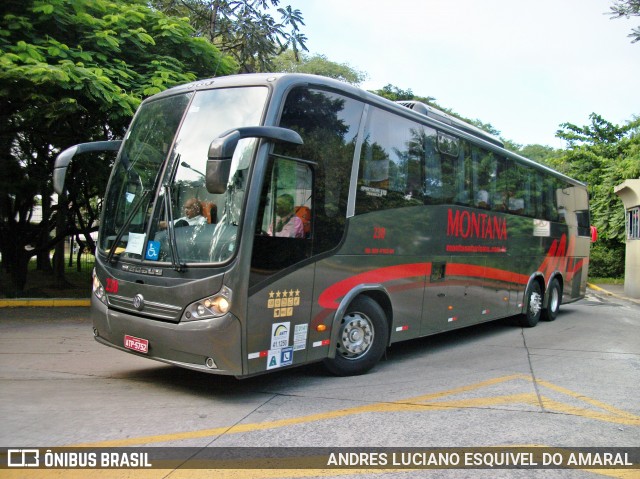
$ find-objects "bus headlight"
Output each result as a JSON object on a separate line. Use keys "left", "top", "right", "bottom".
{"left": 183, "top": 285, "right": 232, "bottom": 321}
{"left": 92, "top": 268, "right": 107, "bottom": 305}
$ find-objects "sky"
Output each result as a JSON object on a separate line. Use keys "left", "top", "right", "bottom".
{"left": 296, "top": 0, "right": 639, "bottom": 148}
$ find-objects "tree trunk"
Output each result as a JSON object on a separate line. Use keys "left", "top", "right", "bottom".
{"left": 53, "top": 194, "right": 70, "bottom": 288}
{"left": 68, "top": 237, "right": 74, "bottom": 268}
{"left": 76, "top": 245, "right": 84, "bottom": 273}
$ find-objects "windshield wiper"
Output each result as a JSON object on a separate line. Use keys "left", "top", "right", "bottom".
{"left": 163, "top": 185, "right": 183, "bottom": 272}
{"left": 106, "top": 189, "right": 151, "bottom": 264}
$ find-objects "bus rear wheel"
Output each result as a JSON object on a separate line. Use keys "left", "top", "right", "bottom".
{"left": 519, "top": 281, "right": 542, "bottom": 328}
{"left": 542, "top": 278, "right": 561, "bottom": 321}
{"left": 323, "top": 296, "right": 389, "bottom": 376}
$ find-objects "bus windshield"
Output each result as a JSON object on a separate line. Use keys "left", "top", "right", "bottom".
{"left": 99, "top": 86, "right": 269, "bottom": 265}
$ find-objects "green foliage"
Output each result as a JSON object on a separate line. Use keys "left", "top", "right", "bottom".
{"left": 151, "top": 0, "right": 307, "bottom": 73}
{"left": 556, "top": 113, "right": 628, "bottom": 147}
{"left": 271, "top": 50, "right": 367, "bottom": 85}
{"left": 510, "top": 144, "right": 563, "bottom": 165}
{"left": 371, "top": 84, "right": 501, "bottom": 137}
{"left": 372, "top": 84, "right": 434, "bottom": 103}
{"left": 589, "top": 242, "right": 625, "bottom": 278}
{"left": 609, "top": 0, "right": 640, "bottom": 43}
{"left": 1, "top": 0, "right": 234, "bottom": 120}
{"left": 0, "top": 0, "right": 236, "bottom": 292}
{"left": 549, "top": 114, "right": 640, "bottom": 279}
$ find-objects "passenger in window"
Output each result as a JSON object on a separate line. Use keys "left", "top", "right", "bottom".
{"left": 509, "top": 197, "right": 525, "bottom": 215}
{"left": 476, "top": 190, "right": 489, "bottom": 210}
{"left": 493, "top": 192, "right": 507, "bottom": 212}
{"left": 160, "top": 198, "right": 207, "bottom": 229}
{"left": 454, "top": 190, "right": 471, "bottom": 206}
{"left": 476, "top": 190, "right": 490, "bottom": 209}
{"left": 268, "top": 194, "right": 304, "bottom": 238}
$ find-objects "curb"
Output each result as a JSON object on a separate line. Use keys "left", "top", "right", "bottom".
{"left": 586, "top": 283, "right": 609, "bottom": 293}
{"left": 0, "top": 298, "right": 90, "bottom": 308}
{"left": 587, "top": 283, "right": 640, "bottom": 305}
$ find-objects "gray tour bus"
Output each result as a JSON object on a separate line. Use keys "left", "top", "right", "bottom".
{"left": 53, "top": 73, "right": 591, "bottom": 377}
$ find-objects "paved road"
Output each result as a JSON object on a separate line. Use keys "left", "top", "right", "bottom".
{"left": 0, "top": 289, "right": 638, "bottom": 478}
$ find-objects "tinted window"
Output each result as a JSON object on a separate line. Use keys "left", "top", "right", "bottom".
{"left": 274, "top": 87, "right": 364, "bottom": 254}
{"left": 356, "top": 108, "right": 438, "bottom": 213}
{"left": 250, "top": 157, "right": 314, "bottom": 285}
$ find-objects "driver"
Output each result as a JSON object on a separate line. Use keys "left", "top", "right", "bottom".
{"left": 160, "top": 198, "right": 207, "bottom": 228}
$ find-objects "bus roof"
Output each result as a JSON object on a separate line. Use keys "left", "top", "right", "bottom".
{"left": 395, "top": 101, "right": 504, "bottom": 148}
{"left": 149, "top": 73, "right": 585, "bottom": 188}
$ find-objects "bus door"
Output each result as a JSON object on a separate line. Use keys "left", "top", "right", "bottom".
{"left": 422, "top": 255, "right": 489, "bottom": 334}
{"left": 483, "top": 256, "right": 518, "bottom": 319}
{"left": 246, "top": 156, "right": 315, "bottom": 375}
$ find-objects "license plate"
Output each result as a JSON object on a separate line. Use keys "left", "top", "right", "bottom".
{"left": 124, "top": 335, "right": 149, "bottom": 354}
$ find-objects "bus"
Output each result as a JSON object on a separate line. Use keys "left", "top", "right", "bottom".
{"left": 53, "top": 73, "right": 592, "bottom": 377}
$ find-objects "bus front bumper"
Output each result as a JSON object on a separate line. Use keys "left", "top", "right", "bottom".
{"left": 91, "top": 295, "right": 243, "bottom": 376}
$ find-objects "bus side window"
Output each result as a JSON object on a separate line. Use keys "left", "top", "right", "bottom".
{"left": 453, "top": 139, "right": 472, "bottom": 207}
{"left": 258, "top": 157, "right": 313, "bottom": 239}
{"left": 273, "top": 86, "right": 364, "bottom": 257}
{"left": 423, "top": 133, "right": 444, "bottom": 204}
{"left": 509, "top": 163, "right": 531, "bottom": 216}
{"left": 250, "top": 157, "right": 313, "bottom": 282}
{"left": 437, "top": 133, "right": 462, "bottom": 205}
{"left": 542, "top": 176, "right": 560, "bottom": 222}
{"left": 493, "top": 156, "right": 510, "bottom": 212}
{"left": 356, "top": 109, "right": 431, "bottom": 214}
{"left": 471, "top": 145, "right": 497, "bottom": 210}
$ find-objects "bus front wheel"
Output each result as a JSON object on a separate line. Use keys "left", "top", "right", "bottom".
{"left": 323, "top": 296, "right": 389, "bottom": 376}
{"left": 519, "top": 281, "right": 542, "bottom": 328}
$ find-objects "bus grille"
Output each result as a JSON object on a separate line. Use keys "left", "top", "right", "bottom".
{"left": 108, "top": 294, "right": 183, "bottom": 322}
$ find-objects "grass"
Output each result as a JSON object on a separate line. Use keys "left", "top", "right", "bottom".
{"left": 0, "top": 257, "right": 94, "bottom": 299}
{"left": 587, "top": 277, "right": 624, "bottom": 285}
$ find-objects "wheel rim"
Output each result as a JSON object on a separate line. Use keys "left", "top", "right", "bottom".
{"left": 549, "top": 286, "right": 560, "bottom": 312}
{"left": 529, "top": 290, "right": 542, "bottom": 317}
{"left": 338, "top": 312, "right": 374, "bottom": 360}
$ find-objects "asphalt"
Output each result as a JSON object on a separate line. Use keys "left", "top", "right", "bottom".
{"left": 0, "top": 284, "right": 638, "bottom": 307}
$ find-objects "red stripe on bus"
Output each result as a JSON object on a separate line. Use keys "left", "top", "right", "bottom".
{"left": 317, "top": 263, "right": 431, "bottom": 309}
{"left": 316, "top": 234, "right": 585, "bottom": 318}
{"left": 446, "top": 264, "right": 529, "bottom": 285}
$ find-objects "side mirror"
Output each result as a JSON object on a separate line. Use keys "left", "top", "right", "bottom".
{"left": 53, "top": 140, "right": 122, "bottom": 194}
{"left": 206, "top": 126, "right": 303, "bottom": 194}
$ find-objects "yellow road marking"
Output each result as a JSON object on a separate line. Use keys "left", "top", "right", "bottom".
{"left": 401, "top": 373, "right": 523, "bottom": 402}
{"left": 536, "top": 378, "right": 639, "bottom": 422}
{"left": 0, "top": 468, "right": 389, "bottom": 479}
{"left": 71, "top": 374, "right": 639, "bottom": 448}
{"left": 2, "top": 464, "right": 636, "bottom": 479}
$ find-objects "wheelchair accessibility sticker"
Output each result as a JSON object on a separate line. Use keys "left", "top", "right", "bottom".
{"left": 145, "top": 240, "right": 161, "bottom": 261}
{"left": 267, "top": 346, "right": 294, "bottom": 370}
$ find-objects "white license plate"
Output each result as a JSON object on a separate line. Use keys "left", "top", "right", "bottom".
{"left": 124, "top": 335, "right": 149, "bottom": 354}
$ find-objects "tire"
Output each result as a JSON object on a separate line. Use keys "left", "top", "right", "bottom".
{"left": 519, "top": 281, "right": 542, "bottom": 328}
{"left": 541, "top": 278, "right": 561, "bottom": 321}
{"left": 323, "top": 296, "right": 389, "bottom": 376}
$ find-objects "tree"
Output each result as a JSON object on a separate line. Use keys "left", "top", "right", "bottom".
{"left": 372, "top": 84, "right": 430, "bottom": 102}
{"left": 552, "top": 113, "right": 640, "bottom": 277}
{"left": 502, "top": 142, "right": 563, "bottom": 166}
{"left": 271, "top": 50, "right": 367, "bottom": 85}
{"left": 371, "top": 84, "right": 501, "bottom": 137}
{"left": 609, "top": 0, "right": 640, "bottom": 43}
{"left": 0, "top": 0, "right": 236, "bottom": 295}
{"left": 151, "top": 0, "right": 308, "bottom": 72}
